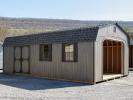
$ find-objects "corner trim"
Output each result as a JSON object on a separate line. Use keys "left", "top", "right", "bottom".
{"left": 93, "top": 41, "right": 95, "bottom": 84}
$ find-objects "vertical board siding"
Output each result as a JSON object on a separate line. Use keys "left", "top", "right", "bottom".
{"left": 30, "top": 42, "right": 94, "bottom": 84}
{"left": 4, "top": 47, "right": 14, "bottom": 73}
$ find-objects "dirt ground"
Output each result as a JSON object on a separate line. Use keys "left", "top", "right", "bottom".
{"left": 0, "top": 71, "right": 133, "bottom": 100}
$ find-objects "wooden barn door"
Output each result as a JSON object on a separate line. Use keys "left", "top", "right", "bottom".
{"left": 103, "top": 40, "right": 122, "bottom": 74}
{"left": 14, "top": 46, "right": 30, "bottom": 74}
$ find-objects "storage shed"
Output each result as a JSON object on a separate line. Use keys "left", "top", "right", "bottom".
{"left": 3, "top": 23, "right": 129, "bottom": 84}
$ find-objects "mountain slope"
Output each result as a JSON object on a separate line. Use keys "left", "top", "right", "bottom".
{"left": 0, "top": 17, "right": 133, "bottom": 41}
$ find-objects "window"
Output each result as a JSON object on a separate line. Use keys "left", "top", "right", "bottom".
{"left": 40, "top": 44, "right": 52, "bottom": 61}
{"left": 113, "top": 26, "right": 116, "bottom": 32}
{"left": 62, "top": 43, "right": 78, "bottom": 62}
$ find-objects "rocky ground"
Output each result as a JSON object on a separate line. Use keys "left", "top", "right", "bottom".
{"left": 0, "top": 71, "right": 133, "bottom": 100}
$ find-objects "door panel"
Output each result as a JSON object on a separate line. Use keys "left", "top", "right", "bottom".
{"left": 22, "top": 46, "right": 29, "bottom": 73}
{"left": 15, "top": 60, "right": 21, "bottom": 72}
{"left": 22, "top": 46, "right": 29, "bottom": 59}
{"left": 15, "top": 47, "right": 21, "bottom": 59}
{"left": 14, "top": 47, "right": 21, "bottom": 73}
{"left": 22, "top": 60, "right": 29, "bottom": 73}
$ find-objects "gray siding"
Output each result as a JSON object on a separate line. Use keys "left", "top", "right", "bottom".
{"left": 94, "top": 24, "right": 129, "bottom": 82}
{"left": 30, "top": 42, "right": 94, "bottom": 84}
{"left": 3, "top": 47, "right": 14, "bottom": 73}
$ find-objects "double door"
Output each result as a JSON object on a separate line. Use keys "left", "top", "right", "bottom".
{"left": 14, "top": 46, "right": 30, "bottom": 74}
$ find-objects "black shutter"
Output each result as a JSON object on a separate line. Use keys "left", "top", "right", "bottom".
{"left": 62, "top": 44, "right": 65, "bottom": 61}
{"left": 49, "top": 44, "right": 52, "bottom": 61}
{"left": 39, "top": 45, "right": 42, "bottom": 61}
{"left": 74, "top": 43, "right": 78, "bottom": 62}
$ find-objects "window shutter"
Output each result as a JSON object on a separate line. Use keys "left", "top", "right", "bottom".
{"left": 74, "top": 43, "right": 78, "bottom": 62}
{"left": 62, "top": 44, "right": 65, "bottom": 61}
{"left": 49, "top": 44, "right": 52, "bottom": 61}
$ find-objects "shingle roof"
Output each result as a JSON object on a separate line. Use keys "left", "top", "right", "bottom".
{"left": 3, "top": 27, "right": 99, "bottom": 47}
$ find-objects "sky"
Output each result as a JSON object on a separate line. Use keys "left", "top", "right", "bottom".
{"left": 0, "top": 0, "right": 133, "bottom": 21}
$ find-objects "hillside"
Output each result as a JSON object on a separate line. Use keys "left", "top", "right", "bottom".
{"left": 0, "top": 17, "right": 133, "bottom": 42}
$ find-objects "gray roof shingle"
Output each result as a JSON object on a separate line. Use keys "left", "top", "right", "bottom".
{"left": 3, "top": 27, "right": 99, "bottom": 47}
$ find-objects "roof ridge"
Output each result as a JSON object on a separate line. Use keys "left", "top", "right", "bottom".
{"left": 4, "top": 26, "right": 99, "bottom": 46}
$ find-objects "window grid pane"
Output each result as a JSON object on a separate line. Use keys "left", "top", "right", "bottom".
{"left": 64, "top": 44, "right": 74, "bottom": 61}
{"left": 40, "top": 44, "right": 52, "bottom": 61}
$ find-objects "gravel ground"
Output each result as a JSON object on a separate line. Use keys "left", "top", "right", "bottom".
{"left": 0, "top": 71, "right": 133, "bottom": 100}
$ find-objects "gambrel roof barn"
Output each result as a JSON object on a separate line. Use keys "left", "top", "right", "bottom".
{"left": 3, "top": 23, "right": 129, "bottom": 84}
